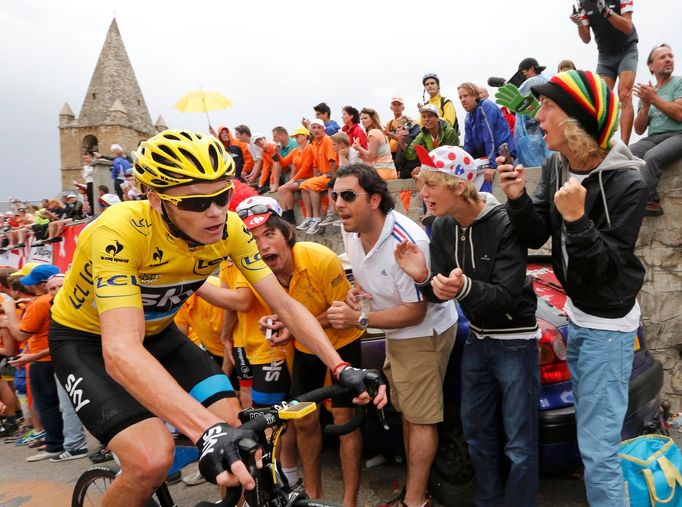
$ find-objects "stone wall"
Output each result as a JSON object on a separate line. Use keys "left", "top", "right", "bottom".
{"left": 272, "top": 159, "right": 682, "bottom": 407}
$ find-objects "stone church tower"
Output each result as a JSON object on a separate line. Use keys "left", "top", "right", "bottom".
{"left": 58, "top": 18, "right": 167, "bottom": 189}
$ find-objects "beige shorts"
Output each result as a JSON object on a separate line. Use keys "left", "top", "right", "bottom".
{"left": 383, "top": 324, "right": 456, "bottom": 424}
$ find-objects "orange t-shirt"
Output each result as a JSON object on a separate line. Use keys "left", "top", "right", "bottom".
{"left": 310, "top": 135, "right": 338, "bottom": 176}
{"left": 279, "top": 144, "right": 314, "bottom": 180}
{"left": 20, "top": 294, "right": 52, "bottom": 362}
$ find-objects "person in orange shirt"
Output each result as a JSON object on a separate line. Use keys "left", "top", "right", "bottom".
{"left": 297, "top": 119, "right": 339, "bottom": 235}
{"left": 277, "top": 127, "right": 314, "bottom": 224}
{"left": 209, "top": 125, "right": 255, "bottom": 181}
{"left": 2, "top": 264, "right": 66, "bottom": 461}
{"left": 252, "top": 134, "right": 284, "bottom": 193}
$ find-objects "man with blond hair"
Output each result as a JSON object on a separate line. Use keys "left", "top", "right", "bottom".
{"left": 395, "top": 146, "right": 539, "bottom": 506}
{"left": 499, "top": 70, "right": 646, "bottom": 505}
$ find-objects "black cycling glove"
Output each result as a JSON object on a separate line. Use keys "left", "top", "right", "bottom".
{"left": 195, "top": 423, "right": 259, "bottom": 484}
{"left": 338, "top": 367, "right": 382, "bottom": 397}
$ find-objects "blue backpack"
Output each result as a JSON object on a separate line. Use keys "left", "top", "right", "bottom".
{"left": 621, "top": 435, "right": 682, "bottom": 506}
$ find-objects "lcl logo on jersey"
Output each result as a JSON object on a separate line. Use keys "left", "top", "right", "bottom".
{"left": 240, "top": 252, "right": 266, "bottom": 271}
{"left": 130, "top": 217, "right": 152, "bottom": 236}
{"left": 193, "top": 255, "right": 231, "bottom": 275}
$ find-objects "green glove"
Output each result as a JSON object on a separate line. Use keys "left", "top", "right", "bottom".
{"left": 495, "top": 84, "right": 540, "bottom": 118}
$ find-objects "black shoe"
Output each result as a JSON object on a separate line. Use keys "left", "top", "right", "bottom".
{"left": 14, "top": 242, "right": 25, "bottom": 248}
{"left": 644, "top": 200, "right": 664, "bottom": 217}
{"left": 165, "top": 470, "right": 182, "bottom": 485}
{"left": 257, "top": 185, "right": 270, "bottom": 195}
{"left": 0, "top": 422, "right": 18, "bottom": 437}
{"left": 89, "top": 446, "right": 114, "bottom": 463}
{"left": 44, "top": 237, "right": 63, "bottom": 244}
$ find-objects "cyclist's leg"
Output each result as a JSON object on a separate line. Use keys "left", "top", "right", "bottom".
{"left": 330, "top": 340, "right": 363, "bottom": 507}
{"left": 105, "top": 418, "right": 175, "bottom": 507}
{"left": 290, "top": 348, "right": 327, "bottom": 498}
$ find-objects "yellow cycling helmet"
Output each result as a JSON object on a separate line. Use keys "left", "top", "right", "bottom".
{"left": 132, "top": 129, "right": 235, "bottom": 189}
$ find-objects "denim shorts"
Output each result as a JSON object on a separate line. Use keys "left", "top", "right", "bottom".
{"left": 597, "top": 43, "right": 638, "bottom": 80}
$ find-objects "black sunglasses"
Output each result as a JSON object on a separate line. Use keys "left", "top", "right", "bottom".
{"left": 157, "top": 184, "right": 234, "bottom": 213}
{"left": 237, "top": 204, "right": 272, "bottom": 219}
{"left": 332, "top": 190, "right": 368, "bottom": 203}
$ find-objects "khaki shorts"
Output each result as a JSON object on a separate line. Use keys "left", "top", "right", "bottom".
{"left": 383, "top": 324, "right": 456, "bottom": 424}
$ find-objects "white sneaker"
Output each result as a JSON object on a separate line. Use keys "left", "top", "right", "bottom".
{"left": 296, "top": 218, "right": 312, "bottom": 230}
{"left": 27, "top": 450, "right": 62, "bottom": 462}
{"left": 318, "top": 212, "right": 338, "bottom": 226}
{"left": 306, "top": 219, "right": 323, "bottom": 235}
{"left": 182, "top": 470, "right": 206, "bottom": 486}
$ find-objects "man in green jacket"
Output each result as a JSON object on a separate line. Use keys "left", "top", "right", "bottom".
{"left": 398, "top": 104, "right": 460, "bottom": 160}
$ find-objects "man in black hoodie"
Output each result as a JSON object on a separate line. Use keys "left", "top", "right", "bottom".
{"left": 499, "top": 70, "right": 646, "bottom": 506}
{"left": 395, "top": 145, "right": 539, "bottom": 507}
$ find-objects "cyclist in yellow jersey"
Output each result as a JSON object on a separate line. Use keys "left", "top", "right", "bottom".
{"left": 48, "top": 130, "right": 386, "bottom": 507}
{"left": 235, "top": 196, "right": 364, "bottom": 507}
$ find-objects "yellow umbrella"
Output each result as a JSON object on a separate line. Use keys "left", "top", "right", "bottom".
{"left": 174, "top": 90, "right": 234, "bottom": 129}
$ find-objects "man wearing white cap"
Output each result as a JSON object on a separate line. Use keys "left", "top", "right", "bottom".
{"left": 395, "top": 146, "right": 540, "bottom": 507}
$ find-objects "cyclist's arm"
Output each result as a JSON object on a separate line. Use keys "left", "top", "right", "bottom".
{"left": 252, "top": 274, "right": 343, "bottom": 370}
{"left": 100, "top": 307, "right": 226, "bottom": 443}
{"left": 196, "top": 282, "right": 254, "bottom": 312}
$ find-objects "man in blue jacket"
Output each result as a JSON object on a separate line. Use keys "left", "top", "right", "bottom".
{"left": 458, "top": 82, "right": 514, "bottom": 192}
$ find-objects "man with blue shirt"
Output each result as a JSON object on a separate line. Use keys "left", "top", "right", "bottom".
{"left": 458, "top": 82, "right": 515, "bottom": 192}
{"left": 630, "top": 43, "right": 682, "bottom": 216}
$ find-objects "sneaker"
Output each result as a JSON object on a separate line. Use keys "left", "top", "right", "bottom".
{"left": 644, "top": 200, "right": 664, "bottom": 217}
{"left": 306, "top": 219, "right": 323, "bottom": 235}
{"left": 44, "top": 237, "right": 63, "bottom": 244}
{"left": 28, "top": 438, "right": 46, "bottom": 448}
{"left": 49, "top": 448, "right": 89, "bottom": 461}
{"left": 165, "top": 470, "right": 182, "bottom": 485}
{"left": 27, "top": 449, "right": 62, "bottom": 462}
{"left": 182, "top": 470, "right": 206, "bottom": 486}
{"left": 0, "top": 421, "right": 18, "bottom": 437}
{"left": 17, "top": 429, "right": 45, "bottom": 447}
{"left": 296, "top": 217, "right": 312, "bottom": 230}
{"left": 318, "top": 212, "right": 339, "bottom": 226}
{"left": 90, "top": 446, "right": 114, "bottom": 463}
{"left": 332, "top": 218, "right": 343, "bottom": 227}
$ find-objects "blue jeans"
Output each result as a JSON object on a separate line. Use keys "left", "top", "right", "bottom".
{"left": 29, "top": 361, "right": 64, "bottom": 453}
{"left": 566, "top": 322, "right": 635, "bottom": 507}
{"left": 55, "top": 374, "right": 87, "bottom": 452}
{"left": 461, "top": 336, "right": 540, "bottom": 507}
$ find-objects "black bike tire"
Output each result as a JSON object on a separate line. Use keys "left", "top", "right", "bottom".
{"left": 292, "top": 499, "right": 346, "bottom": 507}
{"left": 72, "top": 466, "right": 160, "bottom": 507}
{"left": 71, "top": 466, "right": 118, "bottom": 507}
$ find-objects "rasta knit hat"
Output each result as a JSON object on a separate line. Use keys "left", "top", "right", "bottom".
{"left": 531, "top": 70, "right": 620, "bottom": 150}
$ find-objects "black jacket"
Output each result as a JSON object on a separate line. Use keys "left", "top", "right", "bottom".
{"left": 506, "top": 141, "right": 647, "bottom": 318}
{"left": 420, "top": 195, "right": 537, "bottom": 336}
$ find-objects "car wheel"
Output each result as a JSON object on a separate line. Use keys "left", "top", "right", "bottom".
{"left": 428, "top": 403, "right": 476, "bottom": 507}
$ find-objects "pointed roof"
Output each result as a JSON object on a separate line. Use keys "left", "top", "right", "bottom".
{"left": 77, "top": 19, "right": 154, "bottom": 134}
{"left": 155, "top": 115, "right": 168, "bottom": 131}
{"left": 59, "top": 102, "right": 75, "bottom": 117}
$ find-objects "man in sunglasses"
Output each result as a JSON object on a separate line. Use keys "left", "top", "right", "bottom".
{"left": 236, "top": 195, "right": 367, "bottom": 507}
{"left": 48, "top": 130, "right": 386, "bottom": 507}
{"left": 328, "top": 164, "right": 457, "bottom": 507}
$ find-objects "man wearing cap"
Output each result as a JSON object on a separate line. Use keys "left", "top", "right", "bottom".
{"left": 507, "top": 58, "right": 551, "bottom": 168}
{"left": 236, "top": 196, "right": 365, "bottom": 506}
{"left": 418, "top": 73, "right": 458, "bottom": 132}
{"left": 384, "top": 97, "right": 419, "bottom": 179}
{"left": 399, "top": 104, "right": 460, "bottom": 163}
{"left": 629, "top": 43, "right": 682, "bottom": 216}
{"left": 499, "top": 70, "right": 646, "bottom": 506}
{"left": 277, "top": 127, "right": 314, "bottom": 224}
{"left": 395, "top": 145, "right": 540, "bottom": 507}
{"left": 329, "top": 163, "right": 457, "bottom": 507}
{"left": 1, "top": 264, "right": 71, "bottom": 461}
{"left": 458, "top": 82, "right": 515, "bottom": 192}
{"left": 570, "top": 0, "right": 638, "bottom": 143}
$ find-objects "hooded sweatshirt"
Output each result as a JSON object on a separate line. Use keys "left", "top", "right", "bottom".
{"left": 506, "top": 140, "right": 647, "bottom": 319}
{"left": 420, "top": 193, "right": 538, "bottom": 337}
{"left": 215, "top": 126, "right": 254, "bottom": 179}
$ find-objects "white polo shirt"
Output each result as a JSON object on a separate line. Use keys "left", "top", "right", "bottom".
{"left": 343, "top": 210, "right": 456, "bottom": 340}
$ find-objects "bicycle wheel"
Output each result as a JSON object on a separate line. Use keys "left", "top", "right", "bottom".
{"left": 292, "top": 499, "right": 345, "bottom": 507}
{"left": 71, "top": 466, "right": 160, "bottom": 507}
{"left": 72, "top": 466, "right": 117, "bottom": 507}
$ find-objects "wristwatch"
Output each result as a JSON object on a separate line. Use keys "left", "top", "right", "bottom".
{"left": 356, "top": 312, "right": 369, "bottom": 330}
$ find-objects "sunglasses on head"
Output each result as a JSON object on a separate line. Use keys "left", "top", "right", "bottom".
{"left": 156, "top": 182, "right": 234, "bottom": 213}
{"left": 237, "top": 204, "right": 275, "bottom": 219}
{"left": 332, "top": 190, "right": 368, "bottom": 203}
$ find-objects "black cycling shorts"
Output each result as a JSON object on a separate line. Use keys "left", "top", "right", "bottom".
{"left": 251, "top": 360, "right": 290, "bottom": 408}
{"left": 206, "top": 350, "right": 240, "bottom": 393}
{"left": 233, "top": 346, "right": 253, "bottom": 387}
{"left": 49, "top": 319, "right": 235, "bottom": 445}
{"left": 290, "top": 339, "right": 361, "bottom": 408}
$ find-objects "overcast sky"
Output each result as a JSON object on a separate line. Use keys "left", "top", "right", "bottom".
{"left": 1, "top": 0, "right": 678, "bottom": 201}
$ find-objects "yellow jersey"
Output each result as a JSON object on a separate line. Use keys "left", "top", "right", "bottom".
{"left": 51, "top": 201, "right": 271, "bottom": 337}
{"left": 174, "top": 276, "right": 225, "bottom": 357}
